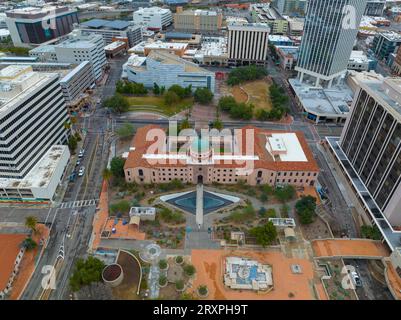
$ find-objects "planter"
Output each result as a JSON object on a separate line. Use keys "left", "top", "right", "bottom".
{"left": 197, "top": 288, "right": 209, "bottom": 299}
{"left": 160, "top": 264, "right": 169, "bottom": 272}
{"left": 158, "top": 280, "right": 168, "bottom": 288}
{"left": 175, "top": 256, "right": 184, "bottom": 266}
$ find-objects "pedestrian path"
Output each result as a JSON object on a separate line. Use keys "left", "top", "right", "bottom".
{"left": 59, "top": 199, "right": 97, "bottom": 209}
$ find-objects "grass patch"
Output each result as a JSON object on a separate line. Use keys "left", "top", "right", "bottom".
{"left": 231, "top": 80, "right": 272, "bottom": 112}
{"left": 125, "top": 96, "right": 193, "bottom": 116}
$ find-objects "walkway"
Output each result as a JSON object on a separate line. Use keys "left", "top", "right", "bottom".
{"left": 312, "top": 239, "right": 391, "bottom": 259}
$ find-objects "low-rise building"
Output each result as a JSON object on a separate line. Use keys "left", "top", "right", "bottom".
{"left": 276, "top": 45, "right": 298, "bottom": 70}
{"left": 174, "top": 7, "right": 223, "bottom": 33}
{"left": 124, "top": 50, "right": 215, "bottom": 92}
{"left": 193, "top": 37, "right": 228, "bottom": 66}
{"left": 78, "top": 19, "right": 143, "bottom": 47}
{"left": 347, "top": 50, "right": 370, "bottom": 72}
{"left": 133, "top": 6, "right": 173, "bottom": 31}
{"left": 104, "top": 40, "right": 128, "bottom": 58}
{"left": 268, "top": 35, "right": 294, "bottom": 46}
{"left": 123, "top": 125, "right": 319, "bottom": 187}
{"left": 286, "top": 17, "right": 304, "bottom": 37}
{"left": 128, "top": 40, "right": 188, "bottom": 57}
{"left": 289, "top": 78, "right": 354, "bottom": 124}
{"left": 250, "top": 3, "right": 288, "bottom": 35}
{"left": 155, "top": 32, "right": 202, "bottom": 49}
{"left": 372, "top": 31, "right": 401, "bottom": 62}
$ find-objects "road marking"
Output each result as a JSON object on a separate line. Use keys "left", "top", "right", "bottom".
{"left": 59, "top": 199, "right": 97, "bottom": 209}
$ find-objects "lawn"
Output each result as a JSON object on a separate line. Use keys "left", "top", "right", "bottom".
{"left": 125, "top": 96, "right": 194, "bottom": 116}
{"left": 231, "top": 79, "right": 273, "bottom": 111}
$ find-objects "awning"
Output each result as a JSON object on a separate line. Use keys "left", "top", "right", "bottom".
{"left": 129, "top": 216, "right": 140, "bottom": 225}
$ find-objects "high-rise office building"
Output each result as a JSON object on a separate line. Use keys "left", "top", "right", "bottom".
{"left": 296, "top": 0, "right": 367, "bottom": 88}
{"left": 339, "top": 77, "right": 401, "bottom": 226}
{"left": 227, "top": 23, "right": 270, "bottom": 66}
{"left": 174, "top": 8, "right": 223, "bottom": 33}
{"left": 365, "top": 0, "right": 386, "bottom": 16}
{"left": 133, "top": 6, "right": 172, "bottom": 30}
{"left": 5, "top": 6, "right": 78, "bottom": 46}
{"left": 0, "top": 65, "right": 69, "bottom": 180}
{"left": 273, "top": 0, "right": 307, "bottom": 16}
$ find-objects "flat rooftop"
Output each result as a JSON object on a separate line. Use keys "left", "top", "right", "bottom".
{"left": 0, "top": 145, "right": 69, "bottom": 190}
{"left": 289, "top": 78, "right": 353, "bottom": 117}
{"left": 81, "top": 19, "right": 131, "bottom": 30}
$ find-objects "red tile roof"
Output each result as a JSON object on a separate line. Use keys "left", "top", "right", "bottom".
{"left": 124, "top": 125, "right": 319, "bottom": 172}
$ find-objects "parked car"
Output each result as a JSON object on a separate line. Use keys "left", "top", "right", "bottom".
{"left": 78, "top": 166, "right": 85, "bottom": 177}
{"left": 350, "top": 271, "right": 362, "bottom": 287}
{"left": 76, "top": 159, "right": 80, "bottom": 166}
{"left": 78, "top": 149, "right": 85, "bottom": 158}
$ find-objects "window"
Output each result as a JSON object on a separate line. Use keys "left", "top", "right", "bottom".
{"left": 138, "top": 169, "right": 143, "bottom": 176}
{"left": 257, "top": 171, "right": 262, "bottom": 178}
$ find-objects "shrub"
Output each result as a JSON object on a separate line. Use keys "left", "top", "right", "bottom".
{"left": 159, "top": 259, "right": 168, "bottom": 270}
{"left": 249, "top": 221, "right": 277, "bottom": 247}
{"left": 194, "top": 87, "right": 213, "bottom": 104}
{"left": 159, "top": 275, "right": 167, "bottom": 286}
{"left": 295, "top": 196, "right": 317, "bottom": 225}
{"left": 198, "top": 285, "right": 208, "bottom": 296}
{"left": 175, "top": 256, "right": 184, "bottom": 264}
{"left": 175, "top": 279, "right": 185, "bottom": 290}
{"left": 184, "top": 264, "right": 196, "bottom": 277}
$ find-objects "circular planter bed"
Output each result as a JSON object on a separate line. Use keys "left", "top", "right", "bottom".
{"left": 175, "top": 256, "right": 184, "bottom": 266}
{"left": 159, "top": 259, "right": 169, "bottom": 271}
{"left": 158, "top": 276, "right": 168, "bottom": 288}
{"left": 175, "top": 280, "right": 185, "bottom": 292}
{"left": 197, "top": 286, "right": 209, "bottom": 298}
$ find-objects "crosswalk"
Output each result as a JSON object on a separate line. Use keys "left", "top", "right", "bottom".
{"left": 59, "top": 199, "right": 97, "bottom": 209}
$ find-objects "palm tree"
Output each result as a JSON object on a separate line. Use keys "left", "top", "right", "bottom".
{"left": 25, "top": 216, "right": 38, "bottom": 234}
{"left": 21, "top": 237, "right": 37, "bottom": 251}
{"left": 102, "top": 168, "right": 112, "bottom": 184}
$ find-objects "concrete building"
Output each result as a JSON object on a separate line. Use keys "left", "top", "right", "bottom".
{"left": 286, "top": 17, "right": 304, "bottom": 37}
{"left": 250, "top": 3, "right": 288, "bottom": 35}
{"left": 372, "top": 32, "right": 401, "bottom": 62}
{"left": 365, "top": 0, "right": 386, "bottom": 16}
{"left": 104, "top": 40, "right": 128, "bottom": 58}
{"left": 338, "top": 77, "right": 401, "bottom": 226}
{"left": 193, "top": 37, "right": 228, "bottom": 66}
{"left": 296, "top": 0, "right": 367, "bottom": 88}
{"left": 128, "top": 40, "right": 188, "bottom": 57}
{"left": 0, "top": 29, "right": 10, "bottom": 41}
{"left": 5, "top": 6, "right": 78, "bottom": 47}
{"left": 54, "top": 33, "right": 107, "bottom": 80}
{"left": 123, "top": 125, "right": 319, "bottom": 187}
{"left": 273, "top": 0, "right": 308, "bottom": 16}
{"left": 0, "top": 65, "right": 70, "bottom": 200}
{"left": 268, "top": 35, "right": 294, "bottom": 46}
{"left": 155, "top": 32, "right": 202, "bottom": 49}
{"left": 59, "top": 61, "right": 95, "bottom": 108}
{"left": 289, "top": 78, "right": 354, "bottom": 124}
{"left": 133, "top": 6, "right": 172, "bottom": 30}
{"left": 227, "top": 23, "right": 270, "bottom": 66}
{"left": 78, "top": 19, "right": 142, "bottom": 47}
{"left": 348, "top": 50, "right": 370, "bottom": 72}
{"left": 276, "top": 46, "right": 299, "bottom": 70}
{"left": 124, "top": 50, "right": 215, "bottom": 92}
{"left": 174, "top": 8, "right": 223, "bottom": 33}
{"left": 391, "top": 46, "right": 401, "bottom": 75}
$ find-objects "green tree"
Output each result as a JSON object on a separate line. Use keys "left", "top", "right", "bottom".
{"left": 110, "top": 157, "right": 125, "bottom": 178}
{"left": 227, "top": 65, "right": 268, "bottom": 86}
{"left": 168, "top": 84, "right": 186, "bottom": 99}
{"left": 229, "top": 102, "right": 253, "bottom": 120}
{"left": 21, "top": 237, "right": 37, "bottom": 251}
{"left": 102, "top": 168, "right": 112, "bottom": 184}
{"left": 103, "top": 94, "right": 129, "bottom": 113}
{"left": 194, "top": 87, "right": 214, "bottom": 104}
{"left": 67, "top": 135, "right": 78, "bottom": 152}
{"left": 116, "top": 123, "right": 134, "bottom": 139}
{"left": 218, "top": 96, "right": 237, "bottom": 112}
{"left": 274, "top": 185, "right": 296, "bottom": 203}
{"left": 295, "top": 195, "right": 317, "bottom": 225}
{"left": 211, "top": 118, "right": 223, "bottom": 130}
{"left": 25, "top": 216, "right": 38, "bottom": 234}
{"left": 361, "top": 225, "right": 381, "bottom": 240}
{"left": 153, "top": 82, "right": 160, "bottom": 95}
{"left": 69, "top": 257, "right": 105, "bottom": 292}
{"left": 164, "top": 90, "right": 180, "bottom": 106}
{"left": 110, "top": 200, "right": 131, "bottom": 214}
{"left": 249, "top": 221, "right": 277, "bottom": 247}
{"left": 184, "top": 264, "right": 196, "bottom": 277}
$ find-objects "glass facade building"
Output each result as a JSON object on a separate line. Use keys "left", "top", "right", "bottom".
{"left": 295, "top": 0, "right": 367, "bottom": 87}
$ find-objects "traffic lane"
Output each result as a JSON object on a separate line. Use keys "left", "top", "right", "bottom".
{"left": 343, "top": 259, "right": 394, "bottom": 300}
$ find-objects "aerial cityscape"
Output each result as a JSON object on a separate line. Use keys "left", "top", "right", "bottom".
{"left": 1, "top": 0, "right": 401, "bottom": 305}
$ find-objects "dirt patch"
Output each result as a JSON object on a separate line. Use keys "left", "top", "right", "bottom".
{"left": 111, "top": 251, "right": 141, "bottom": 300}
